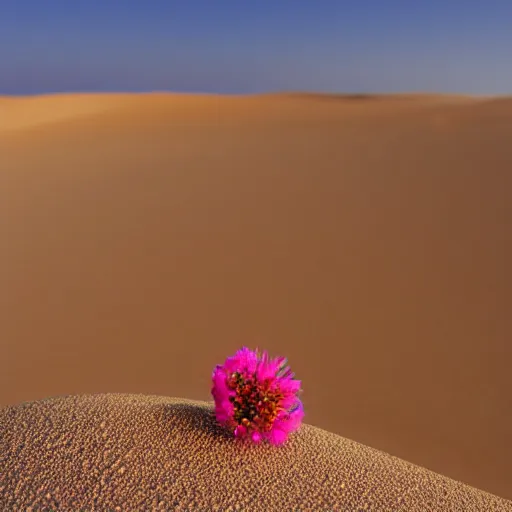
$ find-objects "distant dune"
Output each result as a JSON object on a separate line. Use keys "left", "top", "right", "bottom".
{"left": 1, "top": 394, "right": 510, "bottom": 510}
{"left": 0, "top": 94, "right": 128, "bottom": 131}
{"left": 0, "top": 91, "right": 501, "bottom": 132}
{"left": 1, "top": 92, "right": 510, "bottom": 500}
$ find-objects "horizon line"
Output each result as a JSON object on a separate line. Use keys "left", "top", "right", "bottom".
{"left": 0, "top": 89, "right": 506, "bottom": 99}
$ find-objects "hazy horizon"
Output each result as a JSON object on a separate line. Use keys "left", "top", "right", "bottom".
{"left": 2, "top": 0, "right": 512, "bottom": 96}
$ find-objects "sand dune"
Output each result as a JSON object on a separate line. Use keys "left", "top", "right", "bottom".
{"left": 1, "top": 93, "right": 511, "bottom": 499}
{"left": 0, "top": 94, "right": 134, "bottom": 132}
{"left": 1, "top": 394, "right": 510, "bottom": 511}
{"left": 0, "top": 91, "right": 491, "bottom": 132}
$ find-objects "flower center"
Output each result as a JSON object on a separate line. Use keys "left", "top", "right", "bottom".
{"left": 227, "top": 371, "right": 283, "bottom": 432}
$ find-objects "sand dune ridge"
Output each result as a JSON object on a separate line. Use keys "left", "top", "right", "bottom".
{"left": 1, "top": 394, "right": 510, "bottom": 511}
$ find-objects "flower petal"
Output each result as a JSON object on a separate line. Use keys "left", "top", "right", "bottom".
{"left": 234, "top": 424, "right": 247, "bottom": 439}
{"left": 223, "top": 347, "right": 259, "bottom": 374}
{"left": 251, "top": 431, "right": 262, "bottom": 444}
{"left": 269, "top": 427, "right": 288, "bottom": 445}
{"left": 280, "top": 395, "right": 301, "bottom": 410}
{"left": 279, "top": 378, "right": 301, "bottom": 395}
{"left": 274, "top": 402, "right": 304, "bottom": 434}
{"left": 212, "top": 367, "right": 230, "bottom": 399}
{"left": 286, "top": 404, "right": 304, "bottom": 431}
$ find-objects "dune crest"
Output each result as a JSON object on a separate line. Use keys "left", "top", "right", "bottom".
{"left": 1, "top": 394, "right": 510, "bottom": 511}
{"left": 0, "top": 91, "right": 493, "bottom": 133}
{"left": 0, "top": 93, "right": 139, "bottom": 132}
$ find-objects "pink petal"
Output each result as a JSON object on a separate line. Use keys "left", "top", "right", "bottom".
{"left": 256, "top": 355, "right": 281, "bottom": 381}
{"left": 212, "top": 368, "right": 230, "bottom": 400}
{"left": 222, "top": 357, "right": 239, "bottom": 373}
{"left": 234, "top": 424, "right": 247, "bottom": 439}
{"left": 251, "top": 431, "right": 262, "bottom": 444}
{"left": 279, "top": 378, "right": 301, "bottom": 394}
{"left": 215, "top": 398, "right": 234, "bottom": 424}
{"left": 269, "top": 427, "right": 288, "bottom": 445}
{"left": 286, "top": 405, "right": 304, "bottom": 431}
{"left": 280, "top": 395, "right": 300, "bottom": 410}
{"left": 274, "top": 403, "right": 304, "bottom": 433}
{"left": 223, "top": 347, "right": 259, "bottom": 374}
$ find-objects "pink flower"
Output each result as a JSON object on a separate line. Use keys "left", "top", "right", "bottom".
{"left": 211, "top": 347, "right": 304, "bottom": 445}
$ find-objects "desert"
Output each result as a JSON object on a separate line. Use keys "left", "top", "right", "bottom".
{"left": 1, "top": 92, "right": 511, "bottom": 509}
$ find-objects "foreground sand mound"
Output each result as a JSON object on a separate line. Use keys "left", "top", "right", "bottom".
{"left": 1, "top": 394, "right": 509, "bottom": 511}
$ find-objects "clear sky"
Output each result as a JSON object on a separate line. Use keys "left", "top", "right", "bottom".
{"left": 1, "top": 0, "right": 511, "bottom": 95}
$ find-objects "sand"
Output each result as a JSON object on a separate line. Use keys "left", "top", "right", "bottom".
{"left": 1, "top": 393, "right": 510, "bottom": 511}
{"left": 1, "top": 93, "right": 511, "bottom": 500}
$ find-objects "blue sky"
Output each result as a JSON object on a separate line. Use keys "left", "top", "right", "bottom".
{"left": 1, "top": 0, "right": 511, "bottom": 95}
